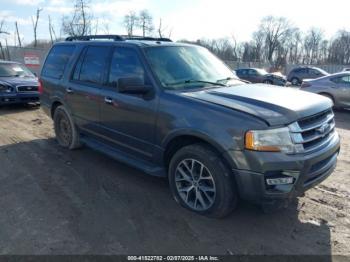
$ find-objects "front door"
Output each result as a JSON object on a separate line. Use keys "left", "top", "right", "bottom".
{"left": 99, "top": 46, "right": 158, "bottom": 161}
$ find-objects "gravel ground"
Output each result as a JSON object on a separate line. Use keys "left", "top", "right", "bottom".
{"left": 0, "top": 105, "right": 349, "bottom": 255}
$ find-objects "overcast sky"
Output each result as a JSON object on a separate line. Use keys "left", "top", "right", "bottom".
{"left": 0, "top": 0, "right": 349, "bottom": 45}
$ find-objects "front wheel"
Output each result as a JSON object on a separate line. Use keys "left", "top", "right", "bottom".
{"left": 169, "top": 143, "right": 238, "bottom": 218}
{"left": 263, "top": 79, "right": 273, "bottom": 85}
{"left": 53, "top": 105, "right": 81, "bottom": 150}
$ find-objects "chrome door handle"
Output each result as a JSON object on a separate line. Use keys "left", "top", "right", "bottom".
{"left": 104, "top": 97, "right": 113, "bottom": 104}
{"left": 66, "top": 87, "right": 74, "bottom": 94}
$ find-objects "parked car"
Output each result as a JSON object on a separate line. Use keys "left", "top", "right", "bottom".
{"left": 287, "top": 66, "right": 329, "bottom": 86}
{"left": 235, "top": 68, "right": 288, "bottom": 86}
{"left": 40, "top": 35, "right": 340, "bottom": 218}
{"left": 0, "top": 60, "right": 39, "bottom": 105}
{"left": 301, "top": 72, "right": 350, "bottom": 108}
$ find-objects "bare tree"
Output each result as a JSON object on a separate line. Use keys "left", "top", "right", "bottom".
{"left": 123, "top": 11, "right": 138, "bottom": 36}
{"left": 138, "top": 10, "right": 154, "bottom": 37}
{"left": 256, "top": 16, "right": 293, "bottom": 65}
{"left": 157, "top": 18, "right": 172, "bottom": 38}
{"left": 62, "top": 0, "right": 92, "bottom": 37}
{"left": 0, "top": 19, "right": 9, "bottom": 59}
{"left": 15, "top": 21, "right": 22, "bottom": 47}
{"left": 31, "top": 8, "right": 43, "bottom": 47}
{"left": 48, "top": 15, "right": 58, "bottom": 44}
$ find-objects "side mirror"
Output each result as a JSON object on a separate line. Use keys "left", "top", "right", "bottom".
{"left": 117, "top": 77, "right": 152, "bottom": 94}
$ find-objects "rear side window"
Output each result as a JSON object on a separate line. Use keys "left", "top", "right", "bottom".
{"left": 42, "top": 45, "right": 75, "bottom": 79}
{"left": 73, "top": 46, "right": 110, "bottom": 85}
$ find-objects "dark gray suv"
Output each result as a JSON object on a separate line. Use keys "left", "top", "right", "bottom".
{"left": 40, "top": 35, "right": 340, "bottom": 218}
{"left": 287, "top": 66, "right": 329, "bottom": 86}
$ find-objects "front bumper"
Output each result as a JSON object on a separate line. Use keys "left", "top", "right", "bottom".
{"left": 224, "top": 132, "right": 340, "bottom": 205}
{"left": 0, "top": 92, "right": 39, "bottom": 104}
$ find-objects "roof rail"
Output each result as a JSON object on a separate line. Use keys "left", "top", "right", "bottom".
{"left": 65, "top": 35, "right": 124, "bottom": 41}
{"left": 122, "top": 35, "right": 172, "bottom": 42}
{"left": 65, "top": 34, "right": 172, "bottom": 42}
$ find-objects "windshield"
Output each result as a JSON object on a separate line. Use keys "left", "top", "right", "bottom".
{"left": 315, "top": 68, "right": 329, "bottom": 75}
{"left": 0, "top": 63, "right": 35, "bottom": 77}
{"left": 145, "top": 46, "right": 241, "bottom": 90}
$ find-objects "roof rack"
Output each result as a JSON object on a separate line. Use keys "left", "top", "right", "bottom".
{"left": 65, "top": 35, "right": 172, "bottom": 42}
{"left": 122, "top": 35, "right": 172, "bottom": 42}
{"left": 65, "top": 35, "right": 124, "bottom": 41}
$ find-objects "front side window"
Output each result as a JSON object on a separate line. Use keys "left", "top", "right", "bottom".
{"left": 145, "top": 46, "right": 239, "bottom": 90}
{"left": 108, "top": 47, "right": 145, "bottom": 87}
{"left": 0, "top": 63, "right": 34, "bottom": 78}
{"left": 74, "top": 46, "right": 110, "bottom": 85}
{"left": 42, "top": 45, "right": 75, "bottom": 79}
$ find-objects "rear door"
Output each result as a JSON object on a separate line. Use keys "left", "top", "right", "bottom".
{"left": 98, "top": 46, "right": 158, "bottom": 161}
{"left": 40, "top": 45, "right": 76, "bottom": 109}
{"left": 66, "top": 45, "right": 111, "bottom": 132}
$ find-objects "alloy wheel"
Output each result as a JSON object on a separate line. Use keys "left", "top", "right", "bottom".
{"left": 175, "top": 159, "right": 216, "bottom": 211}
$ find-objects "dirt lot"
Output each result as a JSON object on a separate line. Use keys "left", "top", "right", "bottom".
{"left": 0, "top": 105, "right": 349, "bottom": 255}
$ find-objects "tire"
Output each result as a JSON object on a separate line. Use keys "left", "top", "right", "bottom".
{"left": 168, "top": 143, "right": 238, "bottom": 218}
{"left": 263, "top": 80, "right": 273, "bottom": 85}
{"left": 53, "top": 105, "right": 81, "bottom": 150}
{"left": 291, "top": 77, "right": 300, "bottom": 86}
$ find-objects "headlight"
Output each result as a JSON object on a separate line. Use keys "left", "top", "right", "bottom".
{"left": 245, "top": 127, "right": 303, "bottom": 154}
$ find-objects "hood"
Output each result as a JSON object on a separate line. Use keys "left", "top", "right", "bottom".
{"left": 0, "top": 76, "right": 38, "bottom": 87}
{"left": 267, "top": 72, "right": 286, "bottom": 79}
{"left": 180, "top": 84, "right": 332, "bottom": 126}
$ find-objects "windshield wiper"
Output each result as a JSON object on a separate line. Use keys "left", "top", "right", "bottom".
{"left": 165, "top": 79, "right": 227, "bottom": 87}
{"left": 216, "top": 77, "right": 237, "bottom": 82}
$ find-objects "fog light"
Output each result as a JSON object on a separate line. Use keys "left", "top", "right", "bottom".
{"left": 266, "top": 177, "right": 294, "bottom": 185}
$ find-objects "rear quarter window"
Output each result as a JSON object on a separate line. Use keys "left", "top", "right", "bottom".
{"left": 41, "top": 45, "right": 75, "bottom": 79}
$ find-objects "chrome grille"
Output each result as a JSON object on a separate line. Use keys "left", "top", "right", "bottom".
{"left": 17, "top": 85, "right": 38, "bottom": 92}
{"left": 289, "top": 109, "right": 336, "bottom": 153}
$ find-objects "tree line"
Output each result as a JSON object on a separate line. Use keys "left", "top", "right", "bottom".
{"left": 0, "top": 0, "right": 349, "bottom": 67}
{"left": 181, "top": 16, "right": 350, "bottom": 68}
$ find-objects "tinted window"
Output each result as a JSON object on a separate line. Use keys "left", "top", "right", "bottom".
{"left": 248, "top": 69, "right": 257, "bottom": 75}
{"left": 332, "top": 75, "right": 350, "bottom": 85}
{"left": 294, "top": 68, "right": 307, "bottom": 74}
{"left": 42, "top": 45, "right": 75, "bottom": 79}
{"left": 74, "top": 46, "right": 110, "bottom": 85}
{"left": 311, "top": 69, "right": 321, "bottom": 75}
{"left": 108, "top": 47, "right": 145, "bottom": 87}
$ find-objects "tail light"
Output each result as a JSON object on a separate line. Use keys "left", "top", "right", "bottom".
{"left": 301, "top": 82, "right": 311, "bottom": 88}
{"left": 38, "top": 79, "right": 43, "bottom": 94}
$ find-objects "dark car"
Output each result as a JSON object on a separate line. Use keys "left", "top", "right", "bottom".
{"left": 0, "top": 60, "right": 39, "bottom": 105}
{"left": 287, "top": 66, "right": 329, "bottom": 86}
{"left": 40, "top": 35, "right": 340, "bottom": 218}
{"left": 235, "top": 68, "right": 287, "bottom": 86}
{"left": 301, "top": 72, "right": 350, "bottom": 109}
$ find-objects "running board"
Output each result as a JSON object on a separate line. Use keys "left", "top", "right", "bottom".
{"left": 80, "top": 136, "right": 166, "bottom": 177}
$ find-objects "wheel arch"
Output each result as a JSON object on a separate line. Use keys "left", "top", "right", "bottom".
{"left": 162, "top": 131, "right": 236, "bottom": 172}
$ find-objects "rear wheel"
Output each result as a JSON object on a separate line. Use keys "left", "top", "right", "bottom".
{"left": 53, "top": 105, "right": 81, "bottom": 150}
{"left": 291, "top": 77, "right": 300, "bottom": 86}
{"left": 169, "top": 143, "right": 238, "bottom": 218}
